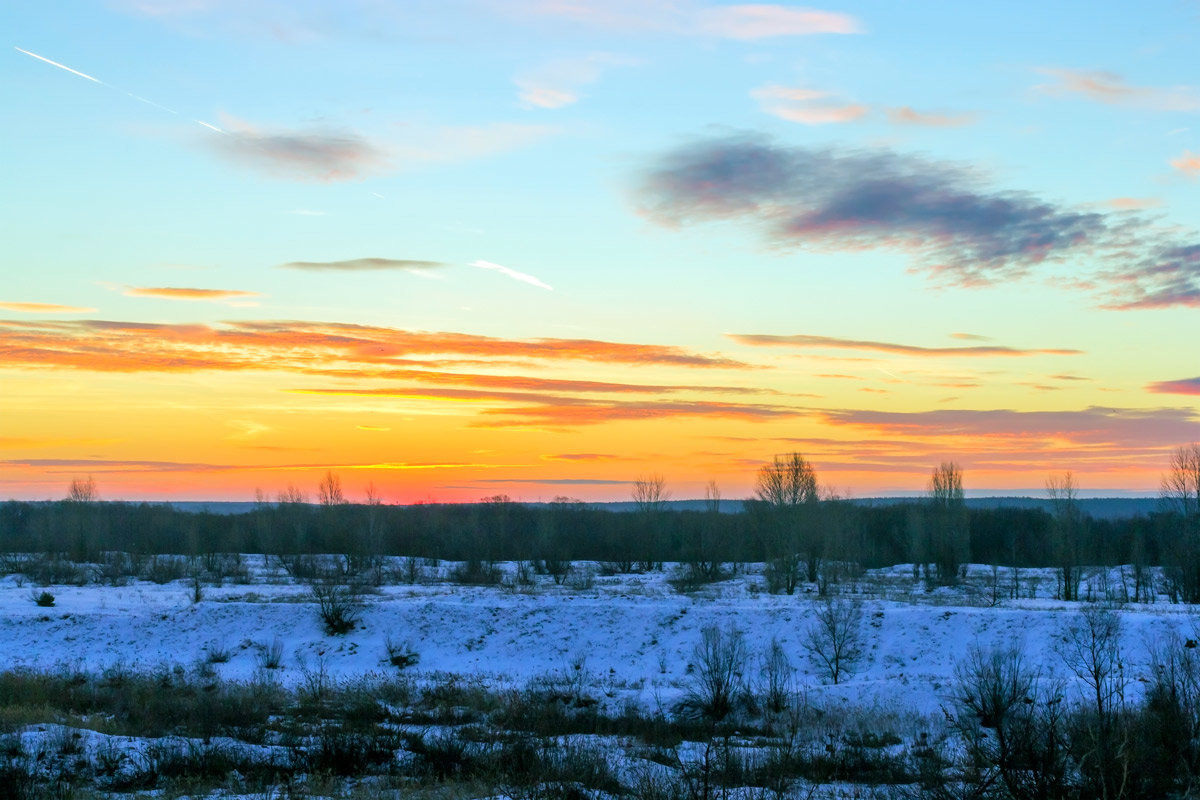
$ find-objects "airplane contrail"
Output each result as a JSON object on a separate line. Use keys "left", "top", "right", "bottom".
{"left": 15, "top": 45, "right": 224, "bottom": 135}
{"left": 15, "top": 46, "right": 104, "bottom": 83}
{"left": 469, "top": 260, "right": 553, "bottom": 291}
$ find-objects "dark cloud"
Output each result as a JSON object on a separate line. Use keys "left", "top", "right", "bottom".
{"left": 209, "top": 122, "right": 388, "bottom": 182}
{"left": 1101, "top": 243, "right": 1200, "bottom": 309}
{"left": 638, "top": 134, "right": 1200, "bottom": 307}
{"left": 638, "top": 134, "right": 1109, "bottom": 286}
{"left": 728, "top": 333, "right": 1081, "bottom": 357}
{"left": 280, "top": 258, "right": 447, "bottom": 272}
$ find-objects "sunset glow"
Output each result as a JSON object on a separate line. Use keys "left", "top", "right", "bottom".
{"left": 2, "top": 2, "right": 1197, "bottom": 502}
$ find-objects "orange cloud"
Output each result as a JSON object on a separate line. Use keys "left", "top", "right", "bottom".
{"left": 0, "top": 302, "right": 95, "bottom": 313}
{"left": 1034, "top": 68, "right": 1200, "bottom": 111}
{"left": 124, "top": 287, "right": 261, "bottom": 301}
{"left": 729, "top": 333, "right": 1081, "bottom": 357}
{"left": 1171, "top": 150, "right": 1200, "bottom": 178}
{"left": 0, "top": 319, "right": 750, "bottom": 373}
{"left": 476, "top": 399, "right": 800, "bottom": 427}
{"left": 886, "top": 106, "right": 976, "bottom": 127}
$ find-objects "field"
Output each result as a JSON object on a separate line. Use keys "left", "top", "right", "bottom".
{"left": 2, "top": 555, "right": 1197, "bottom": 798}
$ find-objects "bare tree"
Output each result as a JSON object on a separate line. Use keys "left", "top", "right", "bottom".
{"left": 1047, "top": 471, "right": 1083, "bottom": 601}
{"left": 632, "top": 473, "right": 670, "bottom": 513}
{"left": 277, "top": 484, "right": 307, "bottom": 504}
{"left": 803, "top": 597, "right": 864, "bottom": 685}
{"left": 754, "top": 453, "right": 818, "bottom": 506}
{"left": 318, "top": 470, "right": 347, "bottom": 506}
{"left": 755, "top": 453, "right": 822, "bottom": 585}
{"left": 704, "top": 479, "right": 721, "bottom": 514}
{"left": 927, "top": 461, "right": 969, "bottom": 584}
{"left": 1162, "top": 443, "right": 1200, "bottom": 519}
{"left": 66, "top": 476, "right": 97, "bottom": 503}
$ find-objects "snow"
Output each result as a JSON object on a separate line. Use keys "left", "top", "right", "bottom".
{"left": 2, "top": 557, "right": 1194, "bottom": 716}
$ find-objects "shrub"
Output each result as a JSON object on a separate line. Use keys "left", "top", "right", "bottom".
{"left": 311, "top": 581, "right": 362, "bottom": 635}
{"left": 384, "top": 636, "right": 420, "bottom": 669}
{"left": 676, "top": 625, "right": 748, "bottom": 724}
{"left": 31, "top": 590, "right": 55, "bottom": 607}
{"left": 257, "top": 636, "right": 285, "bottom": 670}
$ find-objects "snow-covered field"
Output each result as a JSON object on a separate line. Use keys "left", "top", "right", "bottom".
{"left": 3, "top": 558, "right": 1193, "bottom": 716}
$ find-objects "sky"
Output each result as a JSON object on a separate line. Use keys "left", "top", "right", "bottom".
{"left": 2, "top": 1, "right": 1198, "bottom": 503}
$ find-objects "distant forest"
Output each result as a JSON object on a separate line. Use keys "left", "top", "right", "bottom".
{"left": 3, "top": 446, "right": 1198, "bottom": 600}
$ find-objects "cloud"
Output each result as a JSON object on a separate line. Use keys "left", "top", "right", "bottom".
{"left": 472, "top": 478, "right": 631, "bottom": 485}
{"left": 1147, "top": 377, "right": 1200, "bottom": 396}
{"left": 1034, "top": 68, "right": 1200, "bottom": 111}
{"left": 728, "top": 333, "right": 1082, "bottom": 357}
{"left": 752, "top": 84, "right": 868, "bottom": 125}
{"left": 514, "top": 53, "right": 639, "bottom": 109}
{"left": 518, "top": 1, "right": 861, "bottom": 39}
{"left": 476, "top": 399, "right": 800, "bottom": 427}
{"left": 389, "top": 122, "right": 560, "bottom": 166}
{"left": 1099, "top": 243, "right": 1200, "bottom": 309}
{"left": 0, "top": 318, "right": 750, "bottom": 373}
{"left": 638, "top": 134, "right": 1200, "bottom": 307}
{"left": 280, "top": 258, "right": 447, "bottom": 272}
{"left": 469, "top": 260, "right": 553, "bottom": 290}
{"left": 639, "top": 134, "right": 1112, "bottom": 287}
{"left": 124, "top": 286, "right": 260, "bottom": 301}
{"left": 206, "top": 115, "right": 389, "bottom": 181}
{"left": 0, "top": 302, "right": 95, "bottom": 313}
{"left": 541, "top": 453, "right": 621, "bottom": 461}
{"left": 818, "top": 406, "right": 1200, "bottom": 449}
{"left": 1172, "top": 150, "right": 1200, "bottom": 178}
{"left": 1103, "top": 197, "right": 1162, "bottom": 210}
{"left": 692, "top": 5, "right": 861, "bottom": 38}
{"left": 885, "top": 106, "right": 976, "bottom": 127}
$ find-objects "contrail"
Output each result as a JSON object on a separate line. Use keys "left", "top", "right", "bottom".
{"left": 15, "top": 45, "right": 223, "bottom": 135}
{"left": 15, "top": 46, "right": 104, "bottom": 83}
{"left": 469, "top": 259, "right": 553, "bottom": 291}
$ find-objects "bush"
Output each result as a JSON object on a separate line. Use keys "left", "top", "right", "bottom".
{"left": 311, "top": 581, "right": 362, "bottom": 635}
{"left": 257, "top": 636, "right": 284, "bottom": 670}
{"left": 385, "top": 636, "right": 420, "bottom": 669}
{"left": 31, "top": 590, "right": 55, "bottom": 607}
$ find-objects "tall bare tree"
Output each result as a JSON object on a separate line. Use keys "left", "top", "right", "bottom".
{"left": 755, "top": 453, "right": 818, "bottom": 507}
{"left": 1047, "top": 471, "right": 1083, "bottom": 601}
{"left": 1162, "top": 443, "right": 1200, "bottom": 519}
{"left": 1162, "top": 444, "right": 1200, "bottom": 602}
{"left": 318, "top": 470, "right": 347, "bottom": 507}
{"left": 755, "top": 453, "right": 822, "bottom": 586}
{"left": 66, "top": 475, "right": 97, "bottom": 503}
{"left": 927, "top": 461, "right": 968, "bottom": 584}
{"left": 632, "top": 474, "right": 669, "bottom": 570}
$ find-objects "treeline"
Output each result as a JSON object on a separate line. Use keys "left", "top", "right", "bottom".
{"left": 0, "top": 494, "right": 1189, "bottom": 576}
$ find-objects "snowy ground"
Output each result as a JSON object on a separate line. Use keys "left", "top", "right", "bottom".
{"left": 2, "top": 558, "right": 1194, "bottom": 716}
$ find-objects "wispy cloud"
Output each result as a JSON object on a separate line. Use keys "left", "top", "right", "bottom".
{"left": 0, "top": 301, "right": 95, "bottom": 313}
{"left": 637, "top": 133, "right": 1200, "bottom": 307}
{"left": 514, "top": 53, "right": 638, "bottom": 109}
{"left": 692, "top": 4, "right": 861, "bottom": 38}
{"left": 885, "top": 106, "right": 976, "bottom": 127}
{"left": 124, "top": 286, "right": 260, "bottom": 301}
{"left": 0, "top": 319, "right": 750, "bottom": 373}
{"left": 476, "top": 399, "right": 799, "bottom": 427}
{"left": 1034, "top": 68, "right": 1200, "bottom": 111}
{"left": 205, "top": 115, "right": 388, "bottom": 182}
{"left": 541, "top": 453, "right": 622, "bottom": 461}
{"left": 279, "top": 258, "right": 447, "bottom": 272}
{"left": 728, "top": 333, "right": 1081, "bottom": 357}
{"left": 1172, "top": 150, "right": 1200, "bottom": 178}
{"left": 1147, "top": 377, "right": 1200, "bottom": 396}
{"left": 820, "top": 406, "right": 1200, "bottom": 448}
{"left": 518, "top": 1, "right": 861, "bottom": 39}
{"left": 469, "top": 260, "right": 553, "bottom": 290}
{"left": 752, "top": 84, "right": 868, "bottom": 125}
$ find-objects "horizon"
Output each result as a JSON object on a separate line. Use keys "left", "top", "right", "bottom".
{"left": 2, "top": 2, "right": 1198, "bottom": 503}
